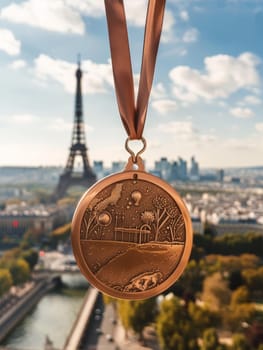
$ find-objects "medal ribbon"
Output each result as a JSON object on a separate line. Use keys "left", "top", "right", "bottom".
{"left": 104, "top": 0, "right": 166, "bottom": 140}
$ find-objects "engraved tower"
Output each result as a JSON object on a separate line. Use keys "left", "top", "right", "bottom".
{"left": 55, "top": 60, "right": 96, "bottom": 198}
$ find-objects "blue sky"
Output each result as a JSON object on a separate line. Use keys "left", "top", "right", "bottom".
{"left": 0, "top": 0, "right": 262, "bottom": 169}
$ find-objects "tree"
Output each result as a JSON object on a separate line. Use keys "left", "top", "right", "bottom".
{"left": 245, "top": 321, "right": 263, "bottom": 349}
{"left": 118, "top": 298, "right": 156, "bottom": 341}
{"left": 156, "top": 296, "right": 199, "bottom": 350}
{"left": 175, "top": 260, "right": 204, "bottom": 301}
{"left": 226, "top": 303, "right": 256, "bottom": 332}
{"left": 231, "top": 286, "right": 250, "bottom": 305}
{"left": 21, "top": 249, "right": 38, "bottom": 270}
{"left": 229, "top": 270, "right": 244, "bottom": 291}
{"left": 242, "top": 267, "right": 263, "bottom": 298}
{"left": 9, "top": 259, "right": 30, "bottom": 285}
{"left": 0, "top": 269, "right": 13, "bottom": 296}
{"left": 201, "top": 328, "right": 220, "bottom": 350}
{"left": 231, "top": 333, "right": 250, "bottom": 350}
{"left": 188, "top": 302, "right": 219, "bottom": 334}
{"left": 202, "top": 272, "right": 231, "bottom": 311}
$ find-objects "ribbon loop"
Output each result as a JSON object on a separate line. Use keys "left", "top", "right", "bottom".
{"left": 105, "top": 0, "right": 166, "bottom": 140}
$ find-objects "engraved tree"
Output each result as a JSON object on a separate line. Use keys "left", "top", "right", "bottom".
{"left": 167, "top": 207, "right": 184, "bottom": 242}
{"left": 152, "top": 196, "right": 182, "bottom": 242}
{"left": 151, "top": 196, "right": 171, "bottom": 241}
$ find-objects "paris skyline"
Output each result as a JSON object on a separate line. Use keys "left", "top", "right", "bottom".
{"left": 0, "top": 0, "right": 262, "bottom": 169}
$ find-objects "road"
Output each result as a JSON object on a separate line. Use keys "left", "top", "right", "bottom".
{"left": 79, "top": 293, "right": 118, "bottom": 350}
{"left": 79, "top": 294, "right": 160, "bottom": 350}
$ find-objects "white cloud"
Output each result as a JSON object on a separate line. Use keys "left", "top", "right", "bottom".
{"left": 151, "top": 83, "right": 167, "bottom": 100}
{"left": 65, "top": 0, "right": 104, "bottom": 17}
{"left": 1, "top": 0, "right": 175, "bottom": 40}
{"left": 151, "top": 99, "right": 177, "bottom": 115}
{"left": 158, "top": 121, "right": 196, "bottom": 139}
{"left": 230, "top": 107, "right": 254, "bottom": 119}
{"left": 255, "top": 123, "right": 263, "bottom": 132}
{"left": 182, "top": 28, "right": 199, "bottom": 43}
{"left": 169, "top": 52, "right": 261, "bottom": 103}
{"left": 161, "top": 9, "right": 176, "bottom": 43}
{"left": 49, "top": 118, "right": 71, "bottom": 131}
{"left": 0, "top": 28, "right": 20, "bottom": 55}
{"left": 157, "top": 120, "right": 217, "bottom": 146}
{"left": 0, "top": 113, "right": 39, "bottom": 124}
{"left": 49, "top": 117, "right": 92, "bottom": 132}
{"left": 12, "top": 114, "right": 38, "bottom": 123}
{"left": 180, "top": 10, "right": 189, "bottom": 21}
{"left": 242, "top": 95, "right": 262, "bottom": 105}
{"left": 1, "top": 0, "right": 85, "bottom": 34}
{"left": 9, "top": 59, "right": 27, "bottom": 70}
{"left": 34, "top": 54, "right": 113, "bottom": 94}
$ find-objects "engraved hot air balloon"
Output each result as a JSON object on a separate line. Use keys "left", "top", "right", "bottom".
{"left": 131, "top": 191, "right": 142, "bottom": 206}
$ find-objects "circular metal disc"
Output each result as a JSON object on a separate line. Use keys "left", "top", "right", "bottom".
{"left": 72, "top": 170, "right": 192, "bottom": 300}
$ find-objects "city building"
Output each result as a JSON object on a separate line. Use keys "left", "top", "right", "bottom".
{"left": 93, "top": 161, "right": 104, "bottom": 180}
{"left": 189, "top": 156, "right": 200, "bottom": 181}
{"left": 111, "top": 161, "right": 126, "bottom": 174}
{"left": 0, "top": 203, "right": 74, "bottom": 241}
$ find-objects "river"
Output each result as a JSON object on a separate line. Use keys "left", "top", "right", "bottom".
{"left": 2, "top": 274, "right": 88, "bottom": 350}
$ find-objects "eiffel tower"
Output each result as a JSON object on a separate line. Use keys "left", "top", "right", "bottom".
{"left": 55, "top": 60, "right": 96, "bottom": 198}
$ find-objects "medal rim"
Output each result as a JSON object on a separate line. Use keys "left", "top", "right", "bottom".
{"left": 71, "top": 170, "right": 193, "bottom": 300}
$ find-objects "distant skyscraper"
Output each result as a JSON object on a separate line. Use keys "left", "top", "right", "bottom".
{"left": 93, "top": 161, "right": 104, "bottom": 179}
{"left": 217, "top": 169, "right": 224, "bottom": 183}
{"left": 178, "top": 157, "right": 187, "bottom": 180}
{"left": 170, "top": 161, "right": 179, "bottom": 181}
{"left": 190, "top": 156, "right": 199, "bottom": 181}
{"left": 111, "top": 161, "right": 126, "bottom": 173}
{"left": 155, "top": 157, "right": 171, "bottom": 180}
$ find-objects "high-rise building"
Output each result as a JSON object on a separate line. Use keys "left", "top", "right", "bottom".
{"left": 178, "top": 157, "right": 188, "bottom": 180}
{"left": 170, "top": 161, "right": 179, "bottom": 181}
{"left": 155, "top": 157, "right": 171, "bottom": 180}
{"left": 190, "top": 156, "right": 200, "bottom": 181}
{"left": 111, "top": 161, "right": 126, "bottom": 174}
{"left": 93, "top": 161, "right": 104, "bottom": 179}
{"left": 217, "top": 169, "right": 224, "bottom": 183}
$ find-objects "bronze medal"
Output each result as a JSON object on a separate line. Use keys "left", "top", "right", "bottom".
{"left": 72, "top": 156, "right": 192, "bottom": 299}
{"left": 71, "top": 0, "right": 193, "bottom": 299}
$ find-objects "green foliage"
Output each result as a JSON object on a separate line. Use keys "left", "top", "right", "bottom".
{"left": 20, "top": 228, "right": 42, "bottom": 249}
{"left": 213, "top": 233, "right": 263, "bottom": 256}
{"left": 246, "top": 321, "right": 263, "bottom": 349}
{"left": 21, "top": 249, "right": 38, "bottom": 270}
{"left": 103, "top": 294, "right": 117, "bottom": 306}
{"left": 242, "top": 267, "right": 263, "bottom": 298}
{"left": 231, "top": 333, "right": 250, "bottom": 350}
{"left": 194, "top": 232, "right": 263, "bottom": 257}
{"left": 204, "top": 223, "right": 217, "bottom": 238}
{"left": 9, "top": 259, "right": 30, "bottom": 285}
{"left": 0, "top": 269, "right": 13, "bottom": 296}
{"left": 231, "top": 286, "right": 250, "bottom": 305}
{"left": 52, "top": 223, "right": 71, "bottom": 237}
{"left": 226, "top": 303, "right": 256, "bottom": 332}
{"left": 117, "top": 298, "right": 156, "bottom": 339}
{"left": 188, "top": 302, "right": 219, "bottom": 333}
{"left": 156, "top": 297, "right": 202, "bottom": 350}
{"left": 174, "top": 259, "right": 204, "bottom": 299}
{"left": 229, "top": 270, "right": 245, "bottom": 291}
{"left": 202, "top": 272, "right": 231, "bottom": 311}
{"left": 201, "top": 328, "right": 220, "bottom": 350}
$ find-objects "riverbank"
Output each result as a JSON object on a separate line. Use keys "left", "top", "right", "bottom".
{"left": 0, "top": 276, "right": 59, "bottom": 343}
